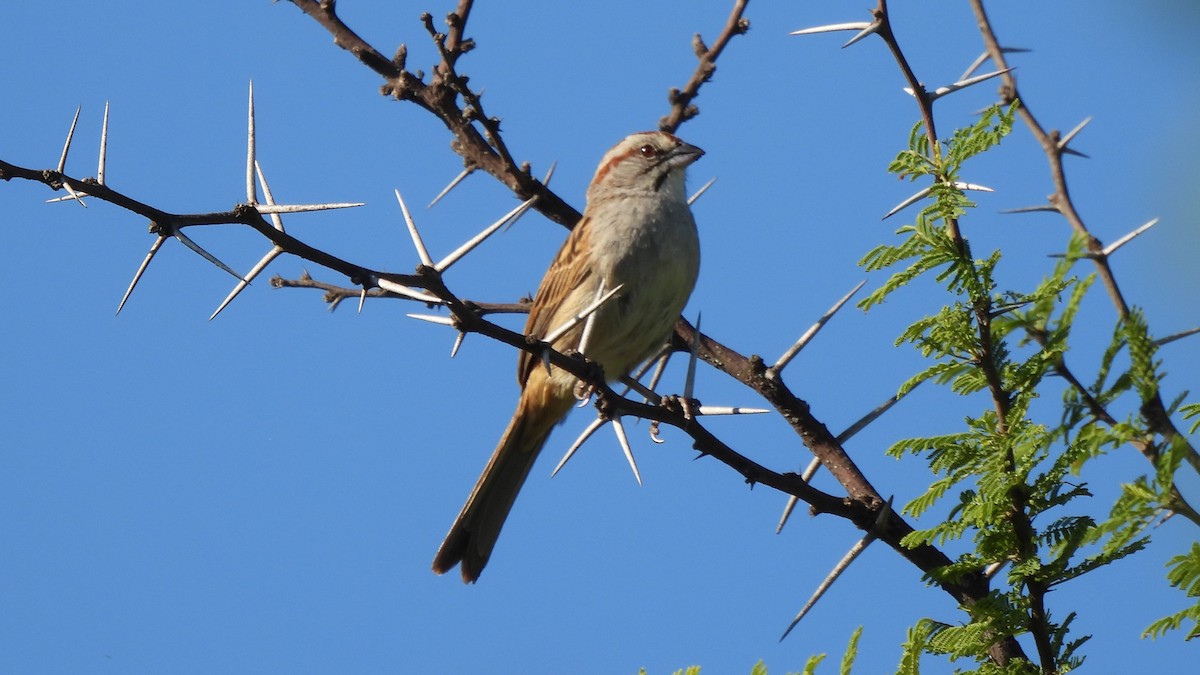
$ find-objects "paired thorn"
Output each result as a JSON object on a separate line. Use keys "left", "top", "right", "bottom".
{"left": 1057, "top": 116, "right": 1092, "bottom": 157}
{"left": 48, "top": 103, "right": 111, "bottom": 205}
{"left": 450, "top": 331, "right": 466, "bottom": 358}
{"left": 51, "top": 106, "right": 87, "bottom": 207}
{"left": 211, "top": 161, "right": 286, "bottom": 320}
{"left": 790, "top": 21, "right": 879, "bottom": 49}
{"left": 779, "top": 497, "right": 894, "bottom": 641}
{"left": 773, "top": 280, "right": 866, "bottom": 373}
{"left": 883, "top": 181, "right": 994, "bottom": 220}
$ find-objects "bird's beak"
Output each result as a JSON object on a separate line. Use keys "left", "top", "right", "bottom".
{"left": 667, "top": 141, "right": 704, "bottom": 168}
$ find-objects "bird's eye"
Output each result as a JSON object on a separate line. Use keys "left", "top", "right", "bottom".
{"left": 638, "top": 144, "right": 659, "bottom": 158}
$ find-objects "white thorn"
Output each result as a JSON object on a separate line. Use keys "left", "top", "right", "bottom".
{"left": 117, "top": 234, "right": 167, "bottom": 315}
{"left": 1102, "top": 218, "right": 1158, "bottom": 257}
{"left": 427, "top": 167, "right": 473, "bottom": 208}
{"left": 907, "top": 68, "right": 1014, "bottom": 102}
{"left": 172, "top": 229, "right": 244, "bottom": 281}
{"left": 777, "top": 458, "right": 823, "bottom": 534}
{"left": 684, "top": 312, "right": 701, "bottom": 400}
{"left": 619, "top": 374, "right": 659, "bottom": 403}
{"left": 450, "top": 332, "right": 465, "bottom": 358}
{"left": 357, "top": 287, "right": 368, "bottom": 314}
{"left": 695, "top": 405, "right": 770, "bottom": 416}
{"left": 841, "top": 21, "right": 880, "bottom": 48}
{"left": 435, "top": 197, "right": 536, "bottom": 272}
{"left": 246, "top": 81, "right": 257, "bottom": 204}
{"left": 254, "top": 202, "right": 364, "bottom": 215}
{"left": 644, "top": 352, "right": 671, "bottom": 401}
{"left": 406, "top": 313, "right": 454, "bottom": 326}
{"left": 687, "top": 176, "right": 717, "bottom": 206}
{"left": 254, "top": 161, "right": 286, "bottom": 232}
{"left": 98, "top": 101, "right": 110, "bottom": 185}
{"left": 777, "top": 497, "right": 892, "bottom": 638}
{"left": 209, "top": 246, "right": 282, "bottom": 321}
{"left": 577, "top": 279, "right": 607, "bottom": 357}
{"left": 376, "top": 278, "right": 443, "bottom": 304}
{"left": 774, "top": 280, "right": 866, "bottom": 372}
{"left": 60, "top": 181, "right": 87, "bottom": 208}
{"left": 954, "top": 181, "right": 994, "bottom": 193}
{"left": 790, "top": 21, "right": 872, "bottom": 36}
{"left": 1058, "top": 116, "right": 1092, "bottom": 151}
{"left": 395, "top": 189, "right": 433, "bottom": 267}
{"left": 551, "top": 417, "right": 607, "bottom": 478}
{"left": 541, "top": 283, "right": 625, "bottom": 346}
{"left": 542, "top": 160, "right": 558, "bottom": 186}
{"left": 611, "top": 417, "right": 643, "bottom": 486}
{"left": 58, "top": 106, "right": 81, "bottom": 173}
{"left": 883, "top": 185, "right": 932, "bottom": 220}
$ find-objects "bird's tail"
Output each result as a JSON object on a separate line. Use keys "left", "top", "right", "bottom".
{"left": 432, "top": 390, "right": 571, "bottom": 582}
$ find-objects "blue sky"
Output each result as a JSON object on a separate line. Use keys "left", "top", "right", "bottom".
{"left": 2, "top": 2, "right": 1198, "bottom": 673}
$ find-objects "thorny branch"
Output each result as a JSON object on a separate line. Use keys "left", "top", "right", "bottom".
{"left": 288, "top": 0, "right": 581, "bottom": 228}
{"left": 4, "top": 1, "right": 1193, "bottom": 667}
{"left": 966, "top": 0, "right": 1200, "bottom": 481}
{"left": 659, "top": 0, "right": 751, "bottom": 133}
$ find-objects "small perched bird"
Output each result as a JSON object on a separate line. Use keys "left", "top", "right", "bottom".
{"left": 432, "top": 131, "right": 705, "bottom": 582}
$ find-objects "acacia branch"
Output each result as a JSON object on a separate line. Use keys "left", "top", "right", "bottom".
{"left": 659, "top": 0, "right": 751, "bottom": 133}
{"left": 967, "top": 0, "right": 1200, "bottom": 478}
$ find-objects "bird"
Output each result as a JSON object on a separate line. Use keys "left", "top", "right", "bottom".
{"left": 432, "top": 130, "right": 704, "bottom": 582}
